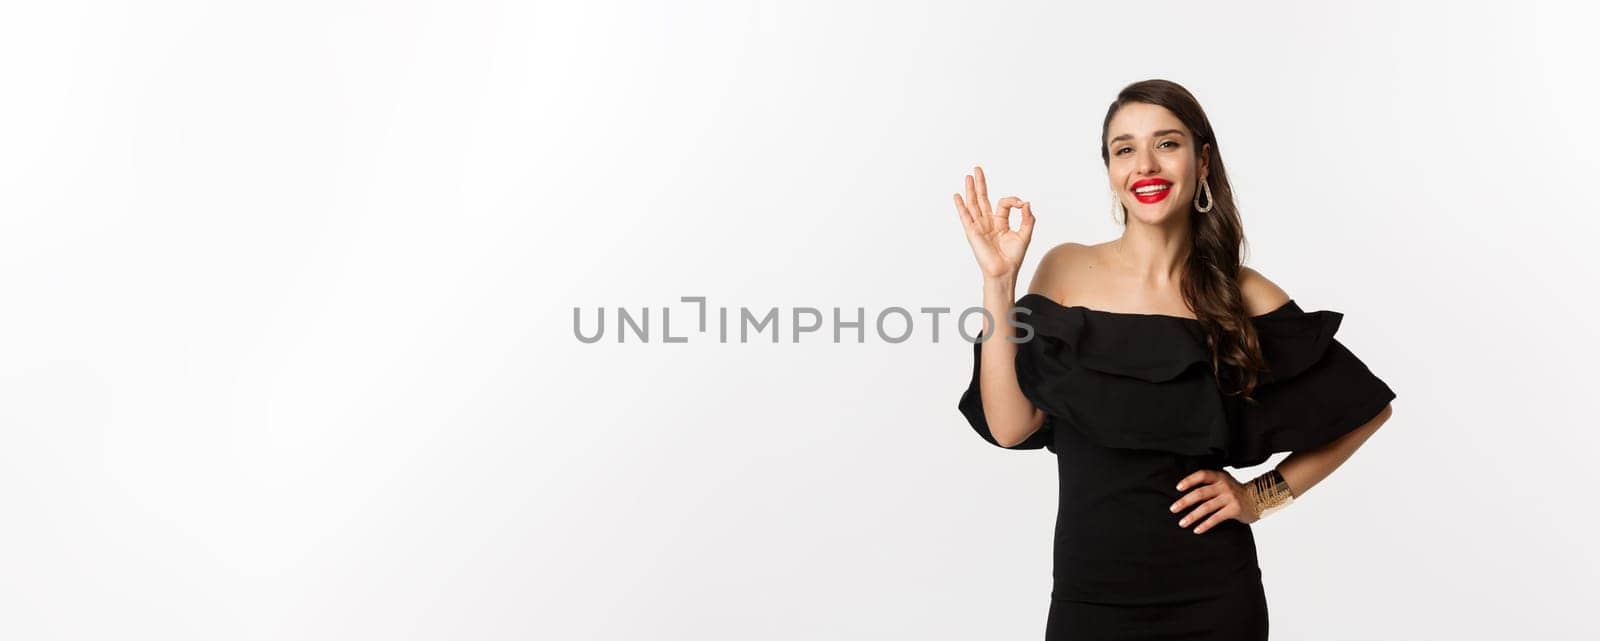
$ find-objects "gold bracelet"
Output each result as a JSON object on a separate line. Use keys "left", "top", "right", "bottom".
{"left": 1247, "top": 469, "right": 1295, "bottom": 520}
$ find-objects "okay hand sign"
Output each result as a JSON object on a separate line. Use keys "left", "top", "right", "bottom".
{"left": 953, "top": 166, "right": 1035, "bottom": 281}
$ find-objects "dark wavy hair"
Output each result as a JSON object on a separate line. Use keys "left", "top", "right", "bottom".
{"left": 1098, "top": 79, "right": 1270, "bottom": 401}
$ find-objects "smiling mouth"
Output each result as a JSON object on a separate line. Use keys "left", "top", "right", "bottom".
{"left": 1132, "top": 183, "right": 1172, "bottom": 203}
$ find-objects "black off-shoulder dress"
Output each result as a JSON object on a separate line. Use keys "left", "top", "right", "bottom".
{"left": 958, "top": 294, "right": 1396, "bottom": 641}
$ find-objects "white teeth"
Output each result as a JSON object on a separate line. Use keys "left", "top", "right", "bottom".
{"left": 1134, "top": 184, "right": 1170, "bottom": 194}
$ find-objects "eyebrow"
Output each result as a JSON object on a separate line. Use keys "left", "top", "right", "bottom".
{"left": 1109, "top": 129, "right": 1187, "bottom": 144}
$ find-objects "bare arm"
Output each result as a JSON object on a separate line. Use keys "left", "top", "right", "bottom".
{"left": 1277, "top": 403, "right": 1393, "bottom": 498}
{"left": 977, "top": 243, "right": 1076, "bottom": 446}
{"left": 1173, "top": 268, "right": 1398, "bottom": 532}
{"left": 976, "top": 276, "right": 1048, "bottom": 447}
{"left": 953, "top": 166, "right": 1057, "bottom": 448}
{"left": 1237, "top": 266, "right": 1395, "bottom": 497}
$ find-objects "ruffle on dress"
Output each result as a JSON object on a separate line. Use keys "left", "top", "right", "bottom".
{"left": 957, "top": 293, "right": 1396, "bottom": 467}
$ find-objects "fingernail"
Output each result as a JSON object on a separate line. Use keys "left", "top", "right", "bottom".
{"left": 1169, "top": 504, "right": 1178, "bottom": 513}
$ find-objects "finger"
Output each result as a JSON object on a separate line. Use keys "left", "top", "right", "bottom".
{"left": 1170, "top": 484, "right": 1219, "bottom": 514}
{"left": 1180, "top": 495, "right": 1229, "bottom": 529}
{"left": 994, "top": 196, "right": 1022, "bottom": 227}
{"left": 1019, "top": 201, "right": 1036, "bottom": 238}
{"left": 1177, "top": 469, "right": 1215, "bottom": 491}
{"left": 964, "top": 175, "right": 985, "bottom": 232}
{"left": 974, "top": 166, "right": 993, "bottom": 218}
{"left": 1193, "top": 503, "right": 1240, "bottom": 534}
{"left": 954, "top": 193, "right": 975, "bottom": 227}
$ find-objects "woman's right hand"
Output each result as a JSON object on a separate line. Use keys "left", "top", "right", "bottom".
{"left": 953, "top": 166, "right": 1035, "bottom": 281}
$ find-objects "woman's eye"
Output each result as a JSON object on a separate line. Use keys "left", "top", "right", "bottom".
{"left": 1114, "top": 141, "right": 1177, "bottom": 155}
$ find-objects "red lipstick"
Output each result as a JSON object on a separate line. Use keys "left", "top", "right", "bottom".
{"left": 1131, "top": 178, "right": 1174, "bottom": 204}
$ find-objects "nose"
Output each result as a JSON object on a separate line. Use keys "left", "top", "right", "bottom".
{"left": 1135, "top": 145, "right": 1161, "bottom": 175}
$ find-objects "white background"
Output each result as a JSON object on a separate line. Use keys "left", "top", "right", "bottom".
{"left": 3, "top": 1, "right": 1597, "bottom": 639}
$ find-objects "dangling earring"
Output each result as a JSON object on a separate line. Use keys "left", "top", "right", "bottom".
{"left": 1193, "top": 177, "right": 1215, "bottom": 213}
{"left": 1110, "top": 189, "right": 1126, "bottom": 224}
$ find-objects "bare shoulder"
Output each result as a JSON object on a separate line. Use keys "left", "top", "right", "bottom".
{"left": 1026, "top": 242, "right": 1088, "bottom": 302}
{"left": 1238, "top": 266, "right": 1292, "bottom": 316}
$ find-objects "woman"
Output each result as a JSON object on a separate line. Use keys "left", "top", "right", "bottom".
{"left": 953, "top": 79, "right": 1396, "bottom": 640}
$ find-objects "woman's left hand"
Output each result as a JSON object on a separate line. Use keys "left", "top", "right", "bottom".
{"left": 1170, "top": 469, "right": 1257, "bottom": 534}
